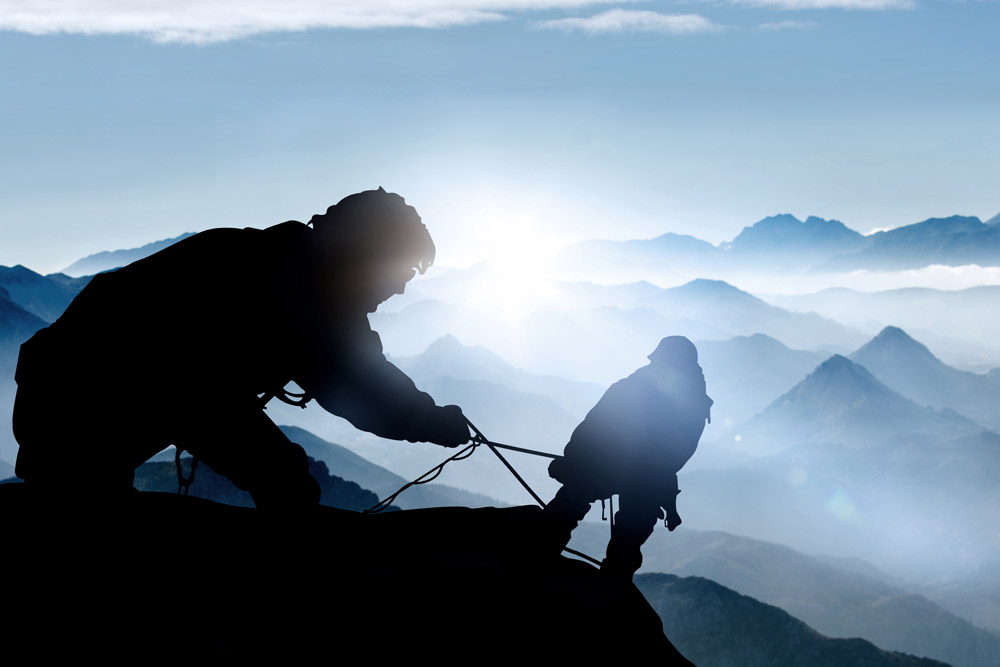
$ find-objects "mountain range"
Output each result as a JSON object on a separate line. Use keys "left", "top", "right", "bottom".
{"left": 742, "top": 353, "right": 982, "bottom": 454}
{"left": 560, "top": 213, "right": 1000, "bottom": 277}
{"left": 0, "top": 265, "right": 91, "bottom": 323}
{"left": 638, "top": 574, "right": 950, "bottom": 667}
{"left": 850, "top": 326, "right": 1000, "bottom": 431}
{"left": 572, "top": 521, "right": 1000, "bottom": 667}
{"left": 60, "top": 232, "right": 194, "bottom": 276}
{"left": 817, "top": 216, "right": 1000, "bottom": 272}
{"left": 4, "top": 226, "right": 1000, "bottom": 664}
{"left": 769, "top": 286, "right": 1000, "bottom": 369}
{"left": 694, "top": 333, "right": 826, "bottom": 428}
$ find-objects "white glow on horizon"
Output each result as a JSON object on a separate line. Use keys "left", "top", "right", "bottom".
{"left": 452, "top": 202, "right": 564, "bottom": 322}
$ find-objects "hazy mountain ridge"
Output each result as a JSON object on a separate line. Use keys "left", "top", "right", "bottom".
{"left": 742, "top": 354, "right": 982, "bottom": 455}
{"left": 60, "top": 232, "right": 195, "bottom": 276}
{"left": 134, "top": 454, "right": 382, "bottom": 512}
{"left": 277, "top": 425, "right": 503, "bottom": 510}
{"left": 561, "top": 212, "right": 1000, "bottom": 278}
{"left": 573, "top": 519, "right": 998, "bottom": 666}
{"left": 0, "top": 265, "right": 91, "bottom": 323}
{"left": 638, "top": 279, "right": 868, "bottom": 353}
{"left": 374, "top": 276, "right": 867, "bottom": 384}
{"left": 850, "top": 326, "right": 1000, "bottom": 431}
{"left": 632, "top": 529, "right": 1000, "bottom": 667}
{"left": 695, "top": 333, "right": 826, "bottom": 428}
{"left": 393, "top": 334, "right": 605, "bottom": 419}
{"left": 768, "top": 286, "right": 1000, "bottom": 371}
{"left": 637, "top": 573, "right": 951, "bottom": 667}
{"left": 562, "top": 213, "right": 871, "bottom": 274}
{"left": 919, "top": 561, "right": 1000, "bottom": 636}
{"left": 723, "top": 214, "right": 870, "bottom": 260}
{"left": 684, "top": 435, "right": 1000, "bottom": 581}
{"left": 818, "top": 216, "right": 999, "bottom": 272}
{"left": 0, "top": 288, "right": 47, "bottom": 372}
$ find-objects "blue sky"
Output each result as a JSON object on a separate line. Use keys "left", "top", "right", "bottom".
{"left": 1, "top": 0, "right": 997, "bottom": 273}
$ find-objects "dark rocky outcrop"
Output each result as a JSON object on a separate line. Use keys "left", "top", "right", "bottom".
{"left": 3, "top": 485, "right": 687, "bottom": 663}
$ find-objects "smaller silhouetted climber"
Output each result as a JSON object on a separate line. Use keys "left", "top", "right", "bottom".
{"left": 12, "top": 188, "right": 470, "bottom": 508}
{"left": 543, "top": 336, "right": 712, "bottom": 581}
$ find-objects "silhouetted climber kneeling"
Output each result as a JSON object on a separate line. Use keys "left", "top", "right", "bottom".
{"left": 543, "top": 336, "right": 712, "bottom": 581}
{"left": 12, "top": 188, "right": 470, "bottom": 509}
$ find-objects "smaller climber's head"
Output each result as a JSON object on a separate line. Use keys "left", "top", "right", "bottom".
{"left": 648, "top": 336, "right": 713, "bottom": 425}
{"left": 310, "top": 188, "right": 436, "bottom": 311}
{"left": 647, "top": 336, "right": 699, "bottom": 367}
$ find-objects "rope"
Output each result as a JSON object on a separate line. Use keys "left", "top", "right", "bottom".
{"left": 464, "top": 419, "right": 548, "bottom": 508}
{"left": 563, "top": 547, "right": 602, "bottom": 567}
{"left": 362, "top": 418, "right": 602, "bottom": 568}
{"left": 365, "top": 441, "right": 480, "bottom": 514}
{"left": 366, "top": 419, "right": 557, "bottom": 513}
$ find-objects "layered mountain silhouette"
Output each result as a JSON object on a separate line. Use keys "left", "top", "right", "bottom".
{"left": 636, "top": 279, "right": 867, "bottom": 351}
{"left": 395, "top": 334, "right": 605, "bottom": 418}
{"left": 60, "top": 232, "right": 194, "bottom": 276}
{"left": 561, "top": 213, "right": 1000, "bottom": 277}
{"left": 769, "top": 285, "right": 1000, "bottom": 368}
{"left": 276, "top": 425, "right": 502, "bottom": 510}
{"left": 637, "top": 574, "right": 950, "bottom": 667}
{"left": 0, "top": 265, "right": 91, "bottom": 323}
{"left": 0, "top": 287, "right": 46, "bottom": 374}
{"left": 569, "top": 522, "right": 1000, "bottom": 667}
{"left": 134, "top": 454, "right": 385, "bottom": 512}
{"left": 372, "top": 272, "right": 866, "bottom": 385}
{"left": 817, "top": 216, "right": 1000, "bottom": 272}
{"left": 561, "top": 214, "right": 868, "bottom": 274}
{"left": 684, "top": 432, "right": 1000, "bottom": 583}
{"left": 850, "top": 326, "right": 1000, "bottom": 431}
{"left": 721, "top": 214, "right": 870, "bottom": 265}
{"left": 641, "top": 530, "right": 1000, "bottom": 667}
{"left": 742, "top": 354, "right": 981, "bottom": 454}
{"left": 695, "top": 333, "right": 826, "bottom": 427}
{"left": 919, "top": 560, "right": 1000, "bottom": 636}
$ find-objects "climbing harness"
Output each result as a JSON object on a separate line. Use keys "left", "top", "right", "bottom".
{"left": 259, "top": 386, "right": 312, "bottom": 409}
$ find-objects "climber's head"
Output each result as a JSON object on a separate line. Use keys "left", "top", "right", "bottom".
{"left": 310, "top": 188, "right": 436, "bottom": 310}
{"left": 648, "top": 336, "right": 713, "bottom": 426}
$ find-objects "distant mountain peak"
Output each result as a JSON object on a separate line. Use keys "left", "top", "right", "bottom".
{"left": 425, "top": 333, "right": 463, "bottom": 351}
{"left": 61, "top": 232, "right": 195, "bottom": 276}
{"left": 852, "top": 326, "right": 938, "bottom": 365}
{"left": 817, "top": 353, "right": 860, "bottom": 374}
{"left": 723, "top": 213, "right": 868, "bottom": 255}
{"left": 772, "top": 353, "right": 892, "bottom": 409}
{"left": 679, "top": 277, "right": 741, "bottom": 292}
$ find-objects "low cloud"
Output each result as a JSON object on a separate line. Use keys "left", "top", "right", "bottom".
{"left": 0, "top": 0, "right": 634, "bottom": 44}
{"left": 535, "top": 9, "right": 724, "bottom": 33}
{"left": 758, "top": 19, "right": 820, "bottom": 29}
{"left": 735, "top": 0, "right": 914, "bottom": 9}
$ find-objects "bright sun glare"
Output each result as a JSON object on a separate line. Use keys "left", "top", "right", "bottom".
{"left": 446, "top": 196, "right": 567, "bottom": 323}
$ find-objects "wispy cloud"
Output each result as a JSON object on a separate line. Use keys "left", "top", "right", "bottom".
{"left": 758, "top": 19, "right": 820, "bottom": 29}
{"left": 735, "top": 0, "right": 914, "bottom": 9}
{"left": 534, "top": 9, "right": 724, "bottom": 33}
{"left": 0, "top": 1, "right": 635, "bottom": 44}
